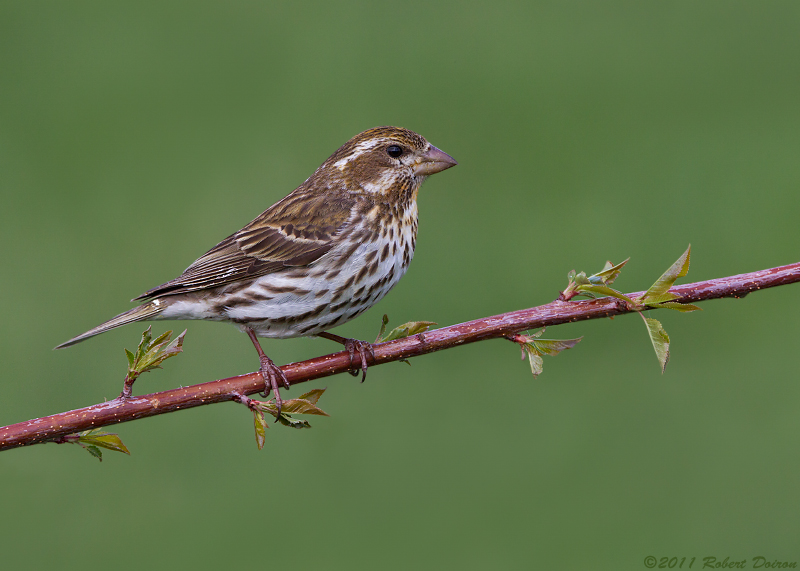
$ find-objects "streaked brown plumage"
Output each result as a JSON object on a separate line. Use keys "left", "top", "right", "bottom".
{"left": 56, "top": 127, "right": 457, "bottom": 412}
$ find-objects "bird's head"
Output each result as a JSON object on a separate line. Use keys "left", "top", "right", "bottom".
{"left": 310, "top": 126, "right": 457, "bottom": 199}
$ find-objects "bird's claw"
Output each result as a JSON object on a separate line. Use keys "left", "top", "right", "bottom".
{"left": 343, "top": 338, "right": 375, "bottom": 383}
{"left": 317, "top": 331, "right": 375, "bottom": 382}
{"left": 258, "top": 354, "right": 289, "bottom": 420}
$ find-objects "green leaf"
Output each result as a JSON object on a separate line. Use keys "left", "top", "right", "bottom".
{"left": 641, "top": 292, "right": 679, "bottom": 305}
{"left": 251, "top": 387, "right": 329, "bottom": 433}
{"left": 297, "top": 388, "right": 326, "bottom": 405}
{"left": 281, "top": 398, "right": 330, "bottom": 416}
{"left": 641, "top": 245, "right": 691, "bottom": 302}
{"left": 516, "top": 333, "right": 582, "bottom": 378}
{"left": 563, "top": 258, "right": 630, "bottom": 302}
{"left": 654, "top": 302, "right": 702, "bottom": 312}
{"left": 135, "top": 326, "right": 152, "bottom": 364}
{"left": 377, "top": 320, "right": 437, "bottom": 343}
{"left": 527, "top": 352, "right": 544, "bottom": 377}
{"left": 84, "top": 445, "right": 103, "bottom": 461}
{"left": 642, "top": 316, "right": 670, "bottom": 373}
{"left": 577, "top": 284, "right": 635, "bottom": 304}
{"left": 150, "top": 329, "right": 172, "bottom": 348}
{"left": 572, "top": 271, "right": 591, "bottom": 286}
{"left": 126, "top": 328, "right": 186, "bottom": 376}
{"left": 530, "top": 337, "right": 583, "bottom": 356}
{"left": 253, "top": 409, "right": 268, "bottom": 450}
{"left": 276, "top": 414, "right": 312, "bottom": 429}
{"left": 589, "top": 258, "right": 629, "bottom": 286}
{"left": 138, "top": 331, "right": 186, "bottom": 373}
{"left": 574, "top": 289, "right": 600, "bottom": 299}
{"left": 125, "top": 349, "right": 135, "bottom": 369}
{"left": 375, "top": 314, "right": 390, "bottom": 343}
{"left": 78, "top": 431, "right": 131, "bottom": 455}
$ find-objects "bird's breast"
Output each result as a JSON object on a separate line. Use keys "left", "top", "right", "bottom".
{"left": 217, "top": 203, "right": 419, "bottom": 338}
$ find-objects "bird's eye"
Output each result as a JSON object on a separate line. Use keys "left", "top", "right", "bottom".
{"left": 386, "top": 145, "right": 404, "bottom": 158}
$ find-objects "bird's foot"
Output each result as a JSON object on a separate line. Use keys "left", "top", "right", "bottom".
{"left": 258, "top": 353, "right": 290, "bottom": 418}
{"left": 344, "top": 338, "right": 376, "bottom": 382}
{"left": 244, "top": 326, "right": 289, "bottom": 420}
{"left": 318, "top": 332, "right": 375, "bottom": 382}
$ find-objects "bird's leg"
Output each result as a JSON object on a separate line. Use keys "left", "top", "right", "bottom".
{"left": 245, "top": 327, "right": 290, "bottom": 419}
{"left": 317, "top": 332, "right": 375, "bottom": 382}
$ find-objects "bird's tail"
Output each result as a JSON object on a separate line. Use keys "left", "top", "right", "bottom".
{"left": 55, "top": 302, "right": 166, "bottom": 349}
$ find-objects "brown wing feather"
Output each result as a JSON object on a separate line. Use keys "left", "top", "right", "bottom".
{"left": 134, "top": 193, "right": 356, "bottom": 300}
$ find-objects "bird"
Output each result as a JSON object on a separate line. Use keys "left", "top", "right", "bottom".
{"left": 56, "top": 126, "right": 457, "bottom": 413}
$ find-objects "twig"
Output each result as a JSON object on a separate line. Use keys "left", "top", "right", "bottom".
{"left": 1, "top": 262, "right": 798, "bottom": 452}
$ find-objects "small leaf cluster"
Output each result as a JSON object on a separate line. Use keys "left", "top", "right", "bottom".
{"left": 375, "top": 314, "right": 436, "bottom": 343}
{"left": 512, "top": 330, "right": 582, "bottom": 378}
{"left": 246, "top": 388, "right": 330, "bottom": 450}
{"left": 124, "top": 326, "right": 186, "bottom": 384}
{"left": 560, "top": 245, "right": 699, "bottom": 372}
{"left": 54, "top": 327, "right": 187, "bottom": 461}
{"left": 561, "top": 258, "right": 632, "bottom": 303}
{"left": 56, "top": 429, "right": 130, "bottom": 462}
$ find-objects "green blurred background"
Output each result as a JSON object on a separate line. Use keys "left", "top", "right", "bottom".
{"left": 2, "top": 1, "right": 799, "bottom": 569}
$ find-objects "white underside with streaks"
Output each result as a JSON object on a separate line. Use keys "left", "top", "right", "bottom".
{"left": 158, "top": 201, "right": 418, "bottom": 339}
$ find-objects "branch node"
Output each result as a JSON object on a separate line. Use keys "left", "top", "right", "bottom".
{"left": 231, "top": 392, "right": 254, "bottom": 409}
{"left": 120, "top": 374, "right": 137, "bottom": 400}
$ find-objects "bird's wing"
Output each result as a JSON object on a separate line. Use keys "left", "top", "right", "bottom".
{"left": 134, "top": 193, "right": 356, "bottom": 299}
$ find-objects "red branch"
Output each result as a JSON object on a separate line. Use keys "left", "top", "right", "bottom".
{"left": 2, "top": 262, "right": 799, "bottom": 452}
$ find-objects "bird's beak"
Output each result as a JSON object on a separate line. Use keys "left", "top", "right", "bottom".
{"left": 413, "top": 145, "right": 458, "bottom": 176}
